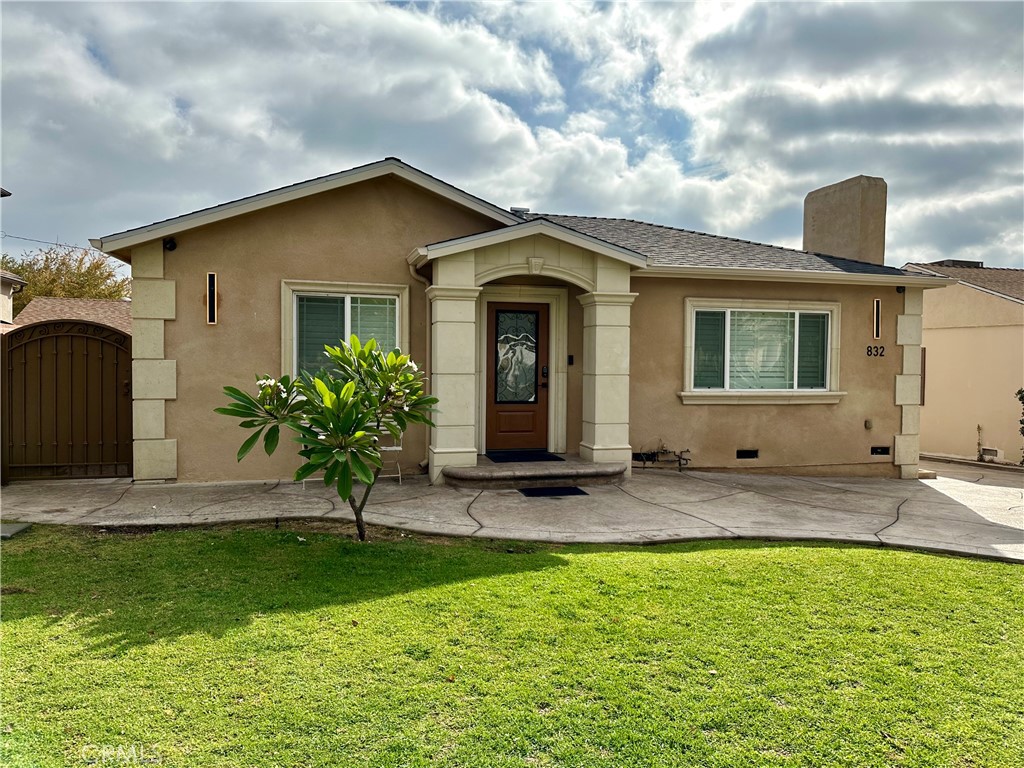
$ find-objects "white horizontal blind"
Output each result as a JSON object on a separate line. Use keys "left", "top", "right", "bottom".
{"left": 729, "top": 311, "right": 795, "bottom": 390}
{"left": 350, "top": 296, "right": 398, "bottom": 352}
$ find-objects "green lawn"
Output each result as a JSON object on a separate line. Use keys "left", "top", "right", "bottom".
{"left": 1, "top": 523, "right": 1021, "bottom": 767}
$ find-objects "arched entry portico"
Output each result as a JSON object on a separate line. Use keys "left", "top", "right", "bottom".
{"left": 412, "top": 221, "right": 642, "bottom": 484}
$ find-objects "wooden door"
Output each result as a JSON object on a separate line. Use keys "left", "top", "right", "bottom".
{"left": 1, "top": 321, "right": 132, "bottom": 482}
{"left": 486, "top": 303, "right": 549, "bottom": 451}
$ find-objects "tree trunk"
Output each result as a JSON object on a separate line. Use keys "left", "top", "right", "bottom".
{"left": 349, "top": 466, "right": 383, "bottom": 542}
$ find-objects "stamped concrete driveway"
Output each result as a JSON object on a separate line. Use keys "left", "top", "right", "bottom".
{"left": 2, "top": 461, "right": 1021, "bottom": 562}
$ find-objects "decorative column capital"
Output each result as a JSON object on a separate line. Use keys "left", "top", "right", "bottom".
{"left": 577, "top": 291, "right": 638, "bottom": 308}
{"left": 425, "top": 285, "right": 483, "bottom": 303}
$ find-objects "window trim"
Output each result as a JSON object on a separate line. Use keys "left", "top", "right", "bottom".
{"left": 281, "top": 280, "right": 410, "bottom": 377}
{"left": 679, "top": 297, "right": 845, "bottom": 405}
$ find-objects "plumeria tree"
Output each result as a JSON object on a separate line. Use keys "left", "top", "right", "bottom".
{"left": 216, "top": 337, "right": 435, "bottom": 540}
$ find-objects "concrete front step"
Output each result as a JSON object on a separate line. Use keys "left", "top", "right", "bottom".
{"left": 441, "top": 461, "right": 627, "bottom": 490}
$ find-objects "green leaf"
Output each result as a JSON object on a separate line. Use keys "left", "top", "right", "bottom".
{"left": 215, "top": 405, "right": 260, "bottom": 418}
{"left": 263, "top": 424, "right": 280, "bottom": 455}
{"left": 223, "top": 386, "right": 260, "bottom": 406}
{"left": 337, "top": 461, "right": 353, "bottom": 501}
{"left": 324, "top": 459, "right": 340, "bottom": 486}
{"left": 236, "top": 427, "right": 265, "bottom": 462}
{"left": 293, "top": 462, "right": 321, "bottom": 482}
{"left": 349, "top": 452, "right": 375, "bottom": 484}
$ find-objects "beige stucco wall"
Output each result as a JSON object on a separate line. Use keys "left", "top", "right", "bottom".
{"left": 919, "top": 283, "right": 1024, "bottom": 461}
{"left": 158, "top": 176, "right": 499, "bottom": 482}
{"left": 629, "top": 277, "right": 908, "bottom": 476}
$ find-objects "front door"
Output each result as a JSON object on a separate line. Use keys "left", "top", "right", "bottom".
{"left": 486, "top": 302, "right": 549, "bottom": 451}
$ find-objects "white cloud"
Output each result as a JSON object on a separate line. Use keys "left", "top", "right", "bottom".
{"left": 1, "top": 1, "right": 1020, "bottom": 269}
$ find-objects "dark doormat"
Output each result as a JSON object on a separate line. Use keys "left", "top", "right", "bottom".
{"left": 518, "top": 486, "right": 588, "bottom": 498}
{"left": 486, "top": 450, "right": 565, "bottom": 463}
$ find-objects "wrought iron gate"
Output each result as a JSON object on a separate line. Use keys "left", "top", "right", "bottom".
{"left": 2, "top": 321, "right": 132, "bottom": 482}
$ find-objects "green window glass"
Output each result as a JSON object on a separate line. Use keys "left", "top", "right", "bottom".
{"left": 693, "top": 310, "right": 726, "bottom": 388}
{"left": 797, "top": 313, "right": 829, "bottom": 389}
{"left": 297, "top": 295, "right": 345, "bottom": 374}
{"left": 296, "top": 294, "right": 398, "bottom": 374}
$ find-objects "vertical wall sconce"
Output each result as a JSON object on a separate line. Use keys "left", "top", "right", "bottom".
{"left": 206, "top": 273, "right": 218, "bottom": 325}
{"left": 872, "top": 298, "right": 881, "bottom": 340}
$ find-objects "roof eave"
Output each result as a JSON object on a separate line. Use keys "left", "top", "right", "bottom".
{"left": 634, "top": 265, "right": 955, "bottom": 288}
{"left": 91, "top": 158, "right": 521, "bottom": 255}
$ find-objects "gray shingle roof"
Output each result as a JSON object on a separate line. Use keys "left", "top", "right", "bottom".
{"left": 1, "top": 269, "right": 27, "bottom": 285}
{"left": 528, "top": 214, "right": 912, "bottom": 276}
{"left": 13, "top": 297, "right": 132, "bottom": 335}
{"left": 904, "top": 262, "right": 1024, "bottom": 302}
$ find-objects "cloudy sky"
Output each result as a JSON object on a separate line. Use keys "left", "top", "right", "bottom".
{"left": 2, "top": 1, "right": 1022, "bottom": 268}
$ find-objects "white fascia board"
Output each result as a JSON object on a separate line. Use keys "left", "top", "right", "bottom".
{"left": 634, "top": 266, "right": 954, "bottom": 289}
{"left": 422, "top": 219, "right": 648, "bottom": 268}
{"left": 92, "top": 159, "right": 520, "bottom": 253}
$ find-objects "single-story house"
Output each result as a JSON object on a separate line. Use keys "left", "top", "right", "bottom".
{"left": 89, "top": 159, "right": 949, "bottom": 484}
{"left": 902, "top": 259, "right": 1024, "bottom": 463}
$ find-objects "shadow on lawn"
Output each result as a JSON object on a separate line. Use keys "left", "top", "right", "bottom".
{"left": 0, "top": 522, "right": 569, "bottom": 654}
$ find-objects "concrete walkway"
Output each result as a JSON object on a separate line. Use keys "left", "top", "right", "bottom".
{"left": 2, "top": 461, "right": 1021, "bottom": 562}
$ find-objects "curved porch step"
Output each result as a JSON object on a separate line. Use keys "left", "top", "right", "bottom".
{"left": 442, "top": 461, "right": 627, "bottom": 491}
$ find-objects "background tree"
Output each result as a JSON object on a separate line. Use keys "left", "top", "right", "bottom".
{"left": 1, "top": 245, "right": 131, "bottom": 317}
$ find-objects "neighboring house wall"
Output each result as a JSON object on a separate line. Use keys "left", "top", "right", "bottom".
{"left": 631, "top": 277, "right": 916, "bottom": 477}
{"left": 920, "top": 283, "right": 1024, "bottom": 461}
{"left": 134, "top": 176, "right": 500, "bottom": 482}
{"left": 1, "top": 270, "right": 27, "bottom": 324}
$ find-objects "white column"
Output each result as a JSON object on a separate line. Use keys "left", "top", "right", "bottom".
{"left": 426, "top": 283, "right": 481, "bottom": 484}
{"left": 577, "top": 291, "right": 637, "bottom": 469}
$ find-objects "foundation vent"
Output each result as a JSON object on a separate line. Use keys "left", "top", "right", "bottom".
{"left": 871, "top": 446, "right": 891, "bottom": 456}
{"left": 736, "top": 449, "right": 759, "bottom": 460}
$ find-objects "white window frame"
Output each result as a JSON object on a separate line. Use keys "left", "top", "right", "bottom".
{"left": 679, "top": 297, "right": 845, "bottom": 405}
{"left": 281, "top": 280, "right": 410, "bottom": 377}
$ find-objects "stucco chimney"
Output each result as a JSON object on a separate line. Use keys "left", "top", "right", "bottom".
{"left": 803, "top": 175, "right": 887, "bottom": 265}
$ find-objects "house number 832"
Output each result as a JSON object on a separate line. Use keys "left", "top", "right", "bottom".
{"left": 866, "top": 345, "right": 885, "bottom": 357}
